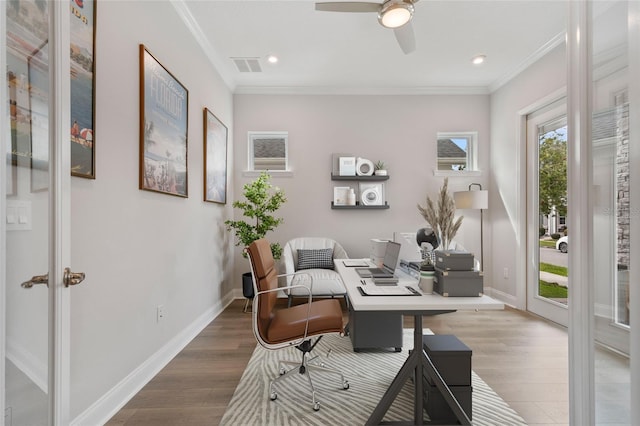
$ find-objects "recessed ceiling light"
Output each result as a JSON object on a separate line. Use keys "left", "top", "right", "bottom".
{"left": 267, "top": 55, "right": 278, "bottom": 64}
{"left": 472, "top": 55, "right": 486, "bottom": 65}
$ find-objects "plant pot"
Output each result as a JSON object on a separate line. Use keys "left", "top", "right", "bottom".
{"left": 374, "top": 169, "right": 388, "bottom": 176}
{"left": 242, "top": 272, "right": 254, "bottom": 299}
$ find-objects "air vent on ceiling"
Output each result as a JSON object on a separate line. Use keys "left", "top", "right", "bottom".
{"left": 231, "top": 57, "right": 262, "bottom": 73}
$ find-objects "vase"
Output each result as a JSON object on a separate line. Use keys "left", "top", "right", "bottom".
{"left": 419, "top": 270, "right": 435, "bottom": 294}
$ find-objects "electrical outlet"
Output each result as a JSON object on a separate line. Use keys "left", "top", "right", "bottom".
{"left": 157, "top": 305, "right": 165, "bottom": 322}
{"left": 503, "top": 267, "right": 509, "bottom": 279}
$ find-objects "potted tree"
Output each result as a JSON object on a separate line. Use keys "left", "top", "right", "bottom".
{"left": 225, "top": 172, "right": 287, "bottom": 305}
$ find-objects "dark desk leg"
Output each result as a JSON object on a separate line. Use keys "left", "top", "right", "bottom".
{"left": 366, "top": 315, "right": 424, "bottom": 425}
{"left": 366, "top": 313, "right": 471, "bottom": 426}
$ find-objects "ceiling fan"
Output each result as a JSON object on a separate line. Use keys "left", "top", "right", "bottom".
{"left": 315, "top": 0, "right": 419, "bottom": 54}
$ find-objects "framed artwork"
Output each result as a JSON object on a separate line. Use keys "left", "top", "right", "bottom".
{"left": 139, "top": 45, "right": 189, "bottom": 198}
{"left": 70, "top": 0, "right": 97, "bottom": 179}
{"left": 28, "top": 40, "right": 49, "bottom": 193}
{"left": 7, "top": 0, "right": 49, "bottom": 195}
{"left": 203, "top": 108, "right": 228, "bottom": 204}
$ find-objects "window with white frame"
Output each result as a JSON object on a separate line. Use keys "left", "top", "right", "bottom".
{"left": 248, "top": 131, "right": 288, "bottom": 171}
{"left": 436, "top": 131, "right": 478, "bottom": 172}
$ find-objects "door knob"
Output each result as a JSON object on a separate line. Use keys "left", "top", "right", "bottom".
{"left": 64, "top": 267, "right": 86, "bottom": 287}
{"left": 21, "top": 273, "right": 49, "bottom": 288}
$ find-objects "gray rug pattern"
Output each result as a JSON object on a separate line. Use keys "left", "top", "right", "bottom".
{"left": 221, "top": 330, "right": 527, "bottom": 425}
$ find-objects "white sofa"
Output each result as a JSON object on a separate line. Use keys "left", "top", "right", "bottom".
{"left": 282, "top": 237, "right": 349, "bottom": 308}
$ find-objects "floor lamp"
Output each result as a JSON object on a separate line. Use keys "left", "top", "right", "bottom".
{"left": 453, "top": 183, "right": 488, "bottom": 271}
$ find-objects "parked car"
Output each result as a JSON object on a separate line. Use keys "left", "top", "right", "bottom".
{"left": 556, "top": 236, "right": 568, "bottom": 253}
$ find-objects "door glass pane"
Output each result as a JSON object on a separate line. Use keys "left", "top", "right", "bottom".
{"left": 591, "top": 1, "right": 631, "bottom": 423}
{"left": 538, "top": 119, "right": 568, "bottom": 305}
{"left": 5, "top": 0, "right": 50, "bottom": 424}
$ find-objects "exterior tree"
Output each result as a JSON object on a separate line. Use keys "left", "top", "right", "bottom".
{"left": 539, "top": 133, "right": 567, "bottom": 217}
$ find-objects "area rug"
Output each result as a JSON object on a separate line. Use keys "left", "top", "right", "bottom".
{"left": 220, "top": 330, "right": 527, "bottom": 425}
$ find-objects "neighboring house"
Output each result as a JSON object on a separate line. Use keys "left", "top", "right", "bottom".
{"left": 436, "top": 138, "right": 466, "bottom": 170}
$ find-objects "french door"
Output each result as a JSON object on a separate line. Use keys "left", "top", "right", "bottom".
{"left": 526, "top": 101, "right": 569, "bottom": 326}
{"left": 3, "top": 2, "right": 73, "bottom": 425}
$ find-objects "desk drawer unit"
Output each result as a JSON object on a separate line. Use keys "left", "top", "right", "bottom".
{"left": 434, "top": 268, "right": 483, "bottom": 297}
{"left": 348, "top": 310, "right": 403, "bottom": 352}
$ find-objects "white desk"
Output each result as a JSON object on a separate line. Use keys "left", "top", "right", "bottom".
{"left": 335, "top": 261, "right": 504, "bottom": 425}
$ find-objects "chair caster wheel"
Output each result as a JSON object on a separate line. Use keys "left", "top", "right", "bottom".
{"left": 342, "top": 381, "right": 350, "bottom": 390}
{"left": 270, "top": 392, "right": 277, "bottom": 401}
{"left": 313, "top": 402, "right": 320, "bottom": 411}
{"left": 395, "top": 347, "right": 402, "bottom": 352}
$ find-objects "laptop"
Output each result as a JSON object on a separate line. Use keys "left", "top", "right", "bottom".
{"left": 357, "top": 241, "right": 401, "bottom": 278}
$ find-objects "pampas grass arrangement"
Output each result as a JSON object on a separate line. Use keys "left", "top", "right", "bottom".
{"left": 417, "top": 178, "right": 463, "bottom": 250}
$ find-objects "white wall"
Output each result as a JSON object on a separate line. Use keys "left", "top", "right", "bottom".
{"left": 232, "top": 94, "right": 491, "bottom": 286}
{"left": 489, "top": 44, "right": 566, "bottom": 307}
{"left": 69, "top": 1, "right": 234, "bottom": 421}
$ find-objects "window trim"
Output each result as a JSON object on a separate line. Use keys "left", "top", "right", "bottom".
{"left": 247, "top": 131, "right": 289, "bottom": 172}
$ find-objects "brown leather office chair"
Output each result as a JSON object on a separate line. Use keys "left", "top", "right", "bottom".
{"left": 246, "top": 238, "right": 350, "bottom": 411}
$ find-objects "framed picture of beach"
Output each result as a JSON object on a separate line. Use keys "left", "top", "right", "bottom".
{"left": 203, "top": 108, "right": 228, "bottom": 204}
{"left": 70, "top": 0, "right": 97, "bottom": 179}
{"left": 139, "top": 45, "right": 189, "bottom": 197}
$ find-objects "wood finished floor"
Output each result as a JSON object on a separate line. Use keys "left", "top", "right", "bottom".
{"left": 107, "top": 299, "right": 570, "bottom": 426}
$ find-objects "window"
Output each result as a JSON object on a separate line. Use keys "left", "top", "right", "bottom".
{"left": 436, "top": 132, "right": 478, "bottom": 172}
{"left": 248, "top": 131, "right": 288, "bottom": 171}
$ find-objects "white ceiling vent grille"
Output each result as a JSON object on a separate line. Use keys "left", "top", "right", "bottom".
{"left": 231, "top": 57, "right": 262, "bottom": 73}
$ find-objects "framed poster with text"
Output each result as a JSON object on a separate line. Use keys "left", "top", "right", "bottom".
{"left": 139, "top": 45, "right": 189, "bottom": 197}
{"left": 70, "top": 0, "right": 97, "bottom": 179}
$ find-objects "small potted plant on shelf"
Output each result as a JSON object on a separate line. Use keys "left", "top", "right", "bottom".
{"left": 374, "top": 160, "right": 388, "bottom": 176}
{"left": 225, "top": 172, "right": 287, "bottom": 306}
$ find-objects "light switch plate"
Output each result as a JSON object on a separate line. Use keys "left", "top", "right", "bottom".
{"left": 6, "top": 200, "right": 32, "bottom": 231}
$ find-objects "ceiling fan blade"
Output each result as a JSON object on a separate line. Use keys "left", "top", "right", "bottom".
{"left": 315, "top": 2, "right": 381, "bottom": 13}
{"left": 394, "top": 21, "right": 416, "bottom": 54}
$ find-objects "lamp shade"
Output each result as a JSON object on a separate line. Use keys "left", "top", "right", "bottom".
{"left": 454, "top": 189, "right": 488, "bottom": 210}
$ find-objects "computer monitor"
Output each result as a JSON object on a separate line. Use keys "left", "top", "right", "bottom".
{"left": 393, "top": 232, "right": 422, "bottom": 262}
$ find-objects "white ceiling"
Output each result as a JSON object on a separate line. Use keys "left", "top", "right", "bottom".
{"left": 176, "top": 0, "right": 569, "bottom": 94}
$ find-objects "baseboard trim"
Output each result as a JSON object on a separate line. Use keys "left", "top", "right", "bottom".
{"left": 486, "top": 287, "right": 519, "bottom": 309}
{"left": 71, "top": 292, "right": 236, "bottom": 426}
{"left": 5, "top": 339, "right": 47, "bottom": 393}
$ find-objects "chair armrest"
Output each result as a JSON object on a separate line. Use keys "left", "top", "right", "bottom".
{"left": 277, "top": 271, "right": 315, "bottom": 293}
{"left": 255, "top": 277, "right": 314, "bottom": 342}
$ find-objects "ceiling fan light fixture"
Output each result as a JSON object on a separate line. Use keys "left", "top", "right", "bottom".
{"left": 378, "top": 1, "right": 414, "bottom": 29}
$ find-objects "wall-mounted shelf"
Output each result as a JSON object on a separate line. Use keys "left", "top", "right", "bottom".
{"left": 331, "top": 173, "right": 389, "bottom": 181}
{"left": 331, "top": 202, "right": 390, "bottom": 210}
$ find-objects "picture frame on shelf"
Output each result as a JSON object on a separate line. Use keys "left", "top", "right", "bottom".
{"left": 333, "top": 186, "right": 352, "bottom": 206}
{"left": 203, "top": 108, "right": 228, "bottom": 204}
{"left": 139, "top": 44, "right": 189, "bottom": 198}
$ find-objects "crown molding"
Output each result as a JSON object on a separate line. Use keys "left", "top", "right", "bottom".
{"left": 489, "top": 31, "right": 566, "bottom": 94}
{"left": 171, "top": 0, "right": 236, "bottom": 91}
{"left": 233, "top": 85, "right": 490, "bottom": 96}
